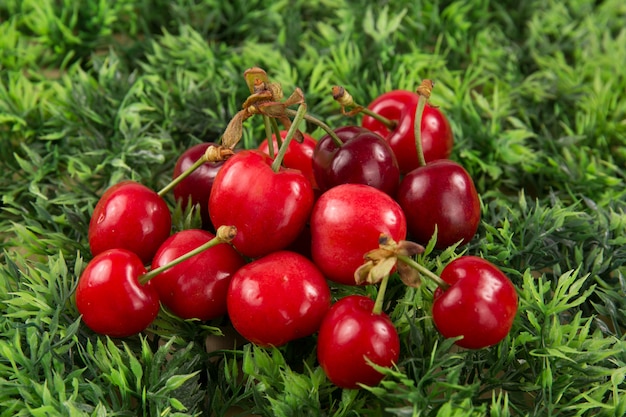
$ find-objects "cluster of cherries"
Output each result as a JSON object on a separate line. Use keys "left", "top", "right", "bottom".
{"left": 75, "top": 68, "right": 518, "bottom": 390}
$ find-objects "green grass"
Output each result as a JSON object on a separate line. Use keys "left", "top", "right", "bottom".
{"left": 1, "top": 0, "right": 625, "bottom": 415}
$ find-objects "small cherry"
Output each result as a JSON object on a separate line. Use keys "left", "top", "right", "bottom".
{"left": 310, "top": 183, "right": 407, "bottom": 285}
{"left": 88, "top": 180, "right": 172, "bottom": 264}
{"left": 317, "top": 294, "right": 400, "bottom": 389}
{"left": 312, "top": 125, "right": 400, "bottom": 196}
{"left": 432, "top": 256, "right": 519, "bottom": 349}
{"left": 150, "top": 229, "right": 246, "bottom": 321}
{"left": 227, "top": 250, "right": 331, "bottom": 347}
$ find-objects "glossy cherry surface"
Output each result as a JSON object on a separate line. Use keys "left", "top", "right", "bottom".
{"left": 227, "top": 250, "right": 331, "bottom": 347}
{"left": 150, "top": 229, "right": 245, "bottom": 321}
{"left": 173, "top": 142, "right": 226, "bottom": 229}
{"left": 209, "top": 150, "right": 315, "bottom": 259}
{"left": 362, "top": 90, "right": 453, "bottom": 173}
{"left": 76, "top": 248, "right": 160, "bottom": 338}
{"left": 310, "top": 184, "right": 407, "bottom": 285}
{"left": 396, "top": 159, "right": 481, "bottom": 249}
{"left": 88, "top": 180, "right": 172, "bottom": 264}
{"left": 258, "top": 130, "right": 318, "bottom": 189}
{"left": 432, "top": 256, "right": 518, "bottom": 349}
{"left": 316, "top": 295, "right": 400, "bottom": 389}
{"left": 313, "top": 126, "right": 400, "bottom": 196}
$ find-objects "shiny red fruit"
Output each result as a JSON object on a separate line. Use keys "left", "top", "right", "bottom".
{"left": 209, "top": 150, "right": 314, "bottom": 259}
{"left": 76, "top": 248, "right": 160, "bottom": 337}
{"left": 396, "top": 159, "right": 481, "bottom": 249}
{"left": 310, "top": 184, "right": 407, "bottom": 285}
{"left": 150, "top": 229, "right": 245, "bottom": 321}
{"left": 173, "top": 142, "right": 227, "bottom": 229}
{"left": 312, "top": 126, "right": 400, "bottom": 196}
{"left": 258, "top": 130, "right": 318, "bottom": 189}
{"left": 88, "top": 180, "right": 171, "bottom": 264}
{"left": 227, "top": 251, "right": 331, "bottom": 347}
{"left": 317, "top": 295, "right": 400, "bottom": 389}
{"left": 432, "top": 256, "right": 518, "bottom": 349}
{"left": 362, "top": 90, "right": 453, "bottom": 173}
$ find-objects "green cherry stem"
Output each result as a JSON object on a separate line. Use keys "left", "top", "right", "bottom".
{"left": 139, "top": 225, "right": 237, "bottom": 285}
{"left": 372, "top": 273, "right": 390, "bottom": 315}
{"left": 396, "top": 254, "right": 450, "bottom": 290}
{"left": 283, "top": 108, "right": 342, "bottom": 147}
{"left": 263, "top": 115, "right": 276, "bottom": 158}
{"left": 271, "top": 103, "right": 308, "bottom": 172}
{"left": 413, "top": 79, "right": 434, "bottom": 168}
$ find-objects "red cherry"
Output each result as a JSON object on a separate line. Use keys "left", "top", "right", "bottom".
{"left": 316, "top": 295, "right": 400, "bottom": 389}
{"left": 432, "top": 256, "right": 518, "bottom": 349}
{"left": 88, "top": 180, "right": 172, "bottom": 264}
{"left": 312, "top": 125, "right": 369, "bottom": 191}
{"left": 258, "top": 130, "right": 318, "bottom": 189}
{"left": 173, "top": 142, "right": 227, "bottom": 229}
{"left": 76, "top": 248, "right": 160, "bottom": 337}
{"left": 396, "top": 159, "right": 481, "bottom": 249}
{"left": 150, "top": 229, "right": 245, "bottom": 321}
{"left": 227, "top": 251, "right": 331, "bottom": 347}
{"left": 312, "top": 126, "right": 400, "bottom": 196}
{"left": 310, "top": 184, "right": 407, "bottom": 285}
{"left": 362, "top": 90, "right": 453, "bottom": 173}
{"left": 209, "top": 150, "right": 314, "bottom": 259}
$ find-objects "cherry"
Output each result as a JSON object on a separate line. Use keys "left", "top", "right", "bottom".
{"left": 432, "top": 256, "right": 518, "bottom": 349}
{"left": 75, "top": 248, "right": 160, "bottom": 338}
{"left": 396, "top": 159, "right": 481, "bottom": 249}
{"left": 150, "top": 229, "right": 246, "bottom": 321}
{"left": 312, "top": 125, "right": 369, "bottom": 191}
{"left": 258, "top": 130, "right": 318, "bottom": 189}
{"left": 172, "top": 142, "right": 227, "bottom": 229}
{"left": 312, "top": 126, "right": 400, "bottom": 196}
{"left": 226, "top": 250, "right": 331, "bottom": 347}
{"left": 310, "top": 184, "right": 407, "bottom": 285}
{"left": 209, "top": 150, "right": 314, "bottom": 259}
{"left": 361, "top": 90, "right": 453, "bottom": 174}
{"left": 88, "top": 180, "right": 172, "bottom": 264}
{"left": 316, "top": 295, "right": 400, "bottom": 389}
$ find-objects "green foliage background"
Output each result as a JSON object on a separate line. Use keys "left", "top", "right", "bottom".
{"left": 1, "top": 0, "right": 625, "bottom": 415}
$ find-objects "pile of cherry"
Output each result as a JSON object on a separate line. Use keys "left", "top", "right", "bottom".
{"left": 75, "top": 68, "right": 518, "bottom": 390}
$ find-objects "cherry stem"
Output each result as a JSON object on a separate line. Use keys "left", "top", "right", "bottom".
{"left": 396, "top": 254, "right": 450, "bottom": 290}
{"left": 413, "top": 79, "right": 434, "bottom": 168}
{"left": 271, "top": 104, "right": 307, "bottom": 172}
{"left": 157, "top": 154, "right": 207, "bottom": 198}
{"left": 332, "top": 85, "right": 397, "bottom": 131}
{"left": 283, "top": 108, "right": 342, "bottom": 147}
{"left": 372, "top": 273, "right": 390, "bottom": 315}
{"left": 271, "top": 118, "right": 283, "bottom": 148}
{"left": 263, "top": 115, "right": 275, "bottom": 158}
{"left": 139, "top": 225, "right": 237, "bottom": 285}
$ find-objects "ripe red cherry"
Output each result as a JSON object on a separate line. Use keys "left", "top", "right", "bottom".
{"left": 316, "top": 295, "right": 400, "bottom": 389}
{"left": 312, "top": 126, "right": 400, "bottom": 196}
{"left": 173, "top": 142, "right": 227, "bottom": 229}
{"left": 432, "top": 256, "right": 518, "bottom": 349}
{"left": 150, "top": 229, "right": 245, "bottom": 321}
{"left": 209, "top": 150, "right": 314, "bottom": 259}
{"left": 312, "top": 125, "right": 369, "bottom": 192}
{"left": 227, "top": 251, "right": 331, "bottom": 347}
{"left": 310, "top": 184, "right": 407, "bottom": 285}
{"left": 258, "top": 130, "right": 318, "bottom": 189}
{"left": 88, "top": 180, "right": 171, "bottom": 264}
{"left": 396, "top": 159, "right": 481, "bottom": 249}
{"left": 362, "top": 90, "right": 453, "bottom": 173}
{"left": 76, "top": 248, "right": 160, "bottom": 337}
